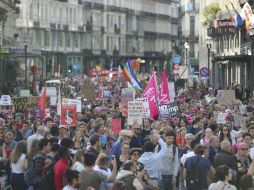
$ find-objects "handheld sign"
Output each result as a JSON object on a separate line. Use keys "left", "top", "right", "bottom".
{"left": 158, "top": 102, "right": 180, "bottom": 118}
{"left": 0, "top": 95, "right": 12, "bottom": 105}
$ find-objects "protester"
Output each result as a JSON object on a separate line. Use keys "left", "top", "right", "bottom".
{"left": 10, "top": 141, "right": 27, "bottom": 190}
{"left": 208, "top": 165, "right": 237, "bottom": 190}
{"left": 54, "top": 146, "right": 70, "bottom": 190}
{"left": 116, "top": 142, "right": 130, "bottom": 170}
{"left": 72, "top": 150, "right": 85, "bottom": 172}
{"left": 63, "top": 169, "right": 80, "bottom": 190}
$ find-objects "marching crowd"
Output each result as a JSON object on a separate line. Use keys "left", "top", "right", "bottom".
{"left": 0, "top": 78, "right": 254, "bottom": 190}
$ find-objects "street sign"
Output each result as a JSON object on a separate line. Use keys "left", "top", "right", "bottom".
{"left": 199, "top": 67, "right": 209, "bottom": 77}
{"left": 179, "top": 66, "right": 189, "bottom": 79}
{"left": 173, "top": 55, "right": 181, "bottom": 64}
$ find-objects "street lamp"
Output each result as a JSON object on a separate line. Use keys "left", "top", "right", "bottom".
{"left": 207, "top": 42, "right": 212, "bottom": 85}
{"left": 24, "top": 44, "right": 28, "bottom": 89}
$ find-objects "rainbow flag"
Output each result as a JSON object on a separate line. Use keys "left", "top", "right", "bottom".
{"left": 121, "top": 59, "right": 143, "bottom": 94}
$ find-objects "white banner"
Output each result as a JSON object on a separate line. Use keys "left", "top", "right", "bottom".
{"left": 62, "top": 98, "right": 81, "bottom": 113}
{"left": 127, "top": 101, "right": 143, "bottom": 125}
{"left": 135, "top": 98, "right": 150, "bottom": 118}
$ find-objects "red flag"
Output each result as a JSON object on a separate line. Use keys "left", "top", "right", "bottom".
{"left": 142, "top": 73, "right": 159, "bottom": 118}
{"left": 37, "top": 86, "right": 46, "bottom": 119}
{"left": 159, "top": 69, "right": 170, "bottom": 104}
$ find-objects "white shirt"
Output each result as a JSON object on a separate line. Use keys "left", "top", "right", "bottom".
{"left": 93, "top": 165, "right": 112, "bottom": 177}
{"left": 27, "top": 133, "right": 44, "bottom": 153}
{"left": 11, "top": 153, "right": 26, "bottom": 174}
{"left": 72, "top": 161, "right": 85, "bottom": 173}
{"left": 181, "top": 151, "right": 195, "bottom": 166}
{"left": 63, "top": 185, "right": 77, "bottom": 190}
{"left": 138, "top": 138, "right": 167, "bottom": 179}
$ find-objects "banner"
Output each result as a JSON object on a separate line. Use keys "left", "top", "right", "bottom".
{"left": 127, "top": 101, "right": 143, "bottom": 125}
{"left": 61, "top": 104, "right": 77, "bottom": 126}
{"left": 62, "top": 98, "right": 82, "bottom": 113}
{"left": 112, "top": 118, "right": 122, "bottom": 135}
{"left": 135, "top": 98, "right": 150, "bottom": 118}
{"left": 143, "top": 73, "right": 159, "bottom": 118}
{"left": 0, "top": 95, "right": 12, "bottom": 105}
{"left": 12, "top": 97, "right": 44, "bottom": 112}
{"left": 159, "top": 69, "right": 170, "bottom": 104}
{"left": 120, "top": 88, "right": 135, "bottom": 116}
{"left": 158, "top": 102, "right": 180, "bottom": 118}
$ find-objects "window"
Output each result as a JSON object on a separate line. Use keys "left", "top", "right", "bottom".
{"left": 107, "top": 36, "right": 109, "bottom": 50}
{"left": 66, "top": 32, "right": 71, "bottom": 48}
{"left": 190, "top": 16, "right": 195, "bottom": 36}
{"left": 118, "top": 37, "right": 121, "bottom": 52}
{"left": 58, "top": 31, "right": 62, "bottom": 47}
{"left": 73, "top": 33, "right": 79, "bottom": 48}
{"left": 52, "top": 31, "right": 56, "bottom": 47}
{"left": 36, "top": 30, "right": 41, "bottom": 46}
{"left": 44, "top": 31, "right": 49, "bottom": 46}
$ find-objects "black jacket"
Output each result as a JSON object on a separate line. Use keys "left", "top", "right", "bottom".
{"left": 213, "top": 150, "right": 237, "bottom": 171}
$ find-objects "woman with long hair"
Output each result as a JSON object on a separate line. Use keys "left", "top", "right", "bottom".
{"left": 219, "top": 126, "right": 232, "bottom": 144}
{"left": 72, "top": 132, "right": 88, "bottom": 150}
{"left": 10, "top": 141, "right": 27, "bottom": 190}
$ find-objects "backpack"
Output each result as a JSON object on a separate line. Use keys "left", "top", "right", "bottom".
{"left": 186, "top": 157, "right": 202, "bottom": 190}
{"left": 157, "top": 144, "right": 177, "bottom": 161}
{"left": 37, "top": 164, "right": 55, "bottom": 190}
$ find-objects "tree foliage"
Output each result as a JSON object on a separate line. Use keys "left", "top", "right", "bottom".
{"left": 202, "top": 3, "right": 221, "bottom": 26}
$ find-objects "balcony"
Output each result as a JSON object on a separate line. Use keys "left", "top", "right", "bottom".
{"left": 50, "top": 23, "right": 56, "bottom": 30}
{"left": 78, "top": 26, "right": 83, "bottom": 31}
{"left": 101, "top": 49, "right": 106, "bottom": 55}
{"left": 63, "top": 24, "right": 68, "bottom": 31}
{"left": 33, "top": 21, "right": 40, "bottom": 27}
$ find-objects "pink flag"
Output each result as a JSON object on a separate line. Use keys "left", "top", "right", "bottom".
{"left": 159, "top": 69, "right": 170, "bottom": 104}
{"left": 143, "top": 73, "right": 159, "bottom": 118}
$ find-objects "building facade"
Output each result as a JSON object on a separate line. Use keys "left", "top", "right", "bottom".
{"left": 179, "top": 0, "right": 199, "bottom": 74}
{"left": 0, "top": 0, "right": 20, "bottom": 82}
{"left": 203, "top": 0, "right": 253, "bottom": 88}
{"left": 15, "top": 0, "right": 180, "bottom": 79}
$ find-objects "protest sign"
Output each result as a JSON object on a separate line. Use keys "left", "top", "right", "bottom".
{"left": 20, "top": 90, "right": 30, "bottom": 97}
{"left": 135, "top": 98, "right": 150, "bottom": 118}
{"left": 83, "top": 79, "right": 96, "bottom": 101}
{"left": 61, "top": 104, "right": 77, "bottom": 126}
{"left": 205, "top": 95, "right": 214, "bottom": 104}
{"left": 158, "top": 102, "right": 180, "bottom": 118}
{"left": 120, "top": 88, "right": 134, "bottom": 116}
{"left": 112, "top": 118, "right": 122, "bottom": 135}
{"left": 127, "top": 101, "right": 143, "bottom": 125}
{"left": 216, "top": 112, "right": 227, "bottom": 124}
{"left": 0, "top": 95, "right": 12, "bottom": 105}
{"left": 62, "top": 98, "right": 82, "bottom": 113}
{"left": 102, "top": 89, "right": 112, "bottom": 99}
{"left": 234, "top": 114, "right": 244, "bottom": 126}
{"left": 50, "top": 97, "right": 57, "bottom": 106}
{"left": 217, "top": 90, "right": 237, "bottom": 106}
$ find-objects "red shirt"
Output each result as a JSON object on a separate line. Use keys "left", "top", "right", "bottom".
{"left": 176, "top": 135, "right": 187, "bottom": 147}
{"left": 54, "top": 158, "right": 68, "bottom": 190}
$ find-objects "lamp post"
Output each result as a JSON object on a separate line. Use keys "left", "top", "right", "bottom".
{"left": 207, "top": 42, "right": 212, "bottom": 86}
{"left": 24, "top": 44, "right": 28, "bottom": 89}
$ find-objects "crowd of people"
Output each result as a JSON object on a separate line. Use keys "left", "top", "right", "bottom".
{"left": 0, "top": 76, "right": 254, "bottom": 190}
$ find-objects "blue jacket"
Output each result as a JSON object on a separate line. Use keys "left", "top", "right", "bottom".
{"left": 109, "top": 141, "right": 122, "bottom": 160}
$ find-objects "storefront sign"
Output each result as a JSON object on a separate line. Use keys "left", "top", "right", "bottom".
{"left": 214, "top": 18, "right": 236, "bottom": 28}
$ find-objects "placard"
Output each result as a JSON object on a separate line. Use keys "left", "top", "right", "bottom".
{"left": 50, "top": 97, "right": 57, "bottom": 106}
{"left": 135, "top": 98, "right": 150, "bottom": 118}
{"left": 216, "top": 113, "right": 227, "bottom": 124}
{"left": 45, "top": 87, "right": 57, "bottom": 96}
{"left": 112, "top": 118, "right": 122, "bottom": 135}
{"left": 83, "top": 79, "right": 96, "bottom": 101}
{"left": 61, "top": 104, "right": 77, "bottom": 126}
{"left": 120, "top": 88, "right": 135, "bottom": 116}
{"left": 234, "top": 114, "right": 244, "bottom": 126}
{"left": 127, "top": 101, "right": 143, "bottom": 125}
{"left": 158, "top": 102, "right": 180, "bottom": 118}
{"left": 217, "top": 90, "right": 236, "bottom": 106}
{"left": 0, "top": 95, "right": 12, "bottom": 105}
{"left": 62, "top": 98, "right": 82, "bottom": 112}
{"left": 20, "top": 90, "right": 30, "bottom": 97}
{"left": 102, "top": 89, "right": 112, "bottom": 99}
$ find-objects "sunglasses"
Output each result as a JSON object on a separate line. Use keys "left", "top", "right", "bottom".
{"left": 223, "top": 129, "right": 229, "bottom": 131}
{"left": 241, "top": 148, "right": 248, "bottom": 151}
{"left": 132, "top": 153, "right": 140, "bottom": 156}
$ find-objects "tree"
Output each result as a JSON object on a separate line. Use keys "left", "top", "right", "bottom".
{"left": 202, "top": 3, "right": 221, "bottom": 26}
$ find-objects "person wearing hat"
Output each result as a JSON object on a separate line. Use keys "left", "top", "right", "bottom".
{"left": 130, "top": 124, "right": 145, "bottom": 149}
{"left": 59, "top": 125, "right": 68, "bottom": 143}
{"left": 109, "top": 130, "right": 133, "bottom": 160}
{"left": 129, "top": 148, "right": 142, "bottom": 163}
